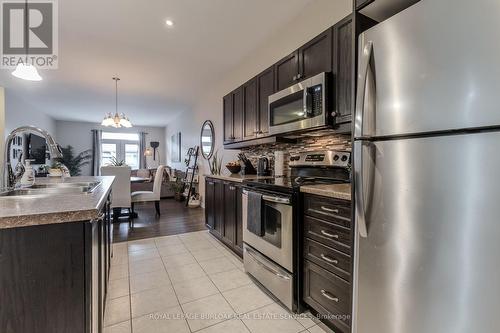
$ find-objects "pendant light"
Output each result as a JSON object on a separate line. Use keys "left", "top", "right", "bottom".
{"left": 101, "top": 77, "right": 133, "bottom": 128}
{"left": 11, "top": 0, "right": 42, "bottom": 81}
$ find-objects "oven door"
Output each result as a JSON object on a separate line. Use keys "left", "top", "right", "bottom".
{"left": 268, "top": 72, "right": 328, "bottom": 136}
{"left": 242, "top": 190, "right": 293, "bottom": 272}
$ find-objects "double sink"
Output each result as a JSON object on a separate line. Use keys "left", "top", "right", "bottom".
{"left": 0, "top": 181, "right": 101, "bottom": 197}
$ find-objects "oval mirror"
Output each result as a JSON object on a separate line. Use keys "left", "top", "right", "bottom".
{"left": 200, "top": 120, "right": 215, "bottom": 159}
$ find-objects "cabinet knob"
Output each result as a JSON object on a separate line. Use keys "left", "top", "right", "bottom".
{"left": 297, "top": 73, "right": 302, "bottom": 79}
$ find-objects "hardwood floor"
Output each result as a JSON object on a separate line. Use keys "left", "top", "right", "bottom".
{"left": 112, "top": 198, "right": 206, "bottom": 243}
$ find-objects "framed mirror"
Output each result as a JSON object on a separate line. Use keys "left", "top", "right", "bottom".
{"left": 200, "top": 120, "right": 215, "bottom": 159}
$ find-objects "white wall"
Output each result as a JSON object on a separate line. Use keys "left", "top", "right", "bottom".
{"left": 55, "top": 120, "right": 166, "bottom": 176}
{"left": 4, "top": 91, "right": 56, "bottom": 138}
{"left": 165, "top": 0, "right": 352, "bottom": 202}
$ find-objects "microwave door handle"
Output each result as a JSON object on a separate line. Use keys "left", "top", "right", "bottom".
{"left": 355, "top": 40, "right": 373, "bottom": 138}
{"left": 303, "top": 87, "right": 312, "bottom": 117}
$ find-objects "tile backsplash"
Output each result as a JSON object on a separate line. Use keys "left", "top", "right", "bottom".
{"left": 240, "top": 133, "right": 352, "bottom": 175}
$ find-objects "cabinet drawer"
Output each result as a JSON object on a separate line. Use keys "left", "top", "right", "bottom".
{"left": 304, "top": 238, "right": 351, "bottom": 281}
{"left": 304, "top": 194, "right": 351, "bottom": 227}
{"left": 303, "top": 260, "right": 351, "bottom": 333}
{"left": 304, "top": 215, "right": 352, "bottom": 255}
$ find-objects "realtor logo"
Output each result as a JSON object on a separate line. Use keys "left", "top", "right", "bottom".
{"left": 1, "top": 0, "right": 58, "bottom": 69}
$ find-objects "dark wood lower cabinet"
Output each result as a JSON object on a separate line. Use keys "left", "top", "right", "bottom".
{"left": 0, "top": 199, "right": 112, "bottom": 333}
{"left": 302, "top": 194, "right": 352, "bottom": 333}
{"left": 205, "top": 177, "right": 243, "bottom": 257}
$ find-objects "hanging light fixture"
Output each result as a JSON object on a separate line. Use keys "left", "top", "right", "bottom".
{"left": 11, "top": 0, "right": 42, "bottom": 81}
{"left": 101, "top": 77, "right": 133, "bottom": 128}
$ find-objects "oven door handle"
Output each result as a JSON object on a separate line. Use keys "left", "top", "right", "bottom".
{"left": 262, "top": 194, "right": 291, "bottom": 205}
{"left": 245, "top": 248, "right": 291, "bottom": 280}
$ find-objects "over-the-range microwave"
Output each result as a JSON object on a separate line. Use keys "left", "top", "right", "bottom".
{"left": 268, "top": 72, "right": 331, "bottom": 136}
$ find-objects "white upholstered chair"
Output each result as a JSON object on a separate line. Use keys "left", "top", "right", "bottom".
{"left": 100, "top": 166, "right": 132, "bottom": 220}
{"left": 131, "top": 165, "right": 166, "bottom": 216}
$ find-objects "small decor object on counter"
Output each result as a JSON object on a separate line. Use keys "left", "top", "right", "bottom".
{"left": 238, "top": 152, "right": 257, "bottom": 175}
{"left": 169, "top": 178, "right": 185, "bottom": 201}
{"left": 188, "top": 193, "right": 201, "bottom": 208}
{"left": 19, "top": 159, "right": 35, "bottom": 187}
{"left": 48, "top": 162, "right": 71, "bottom": 177}
{"left": 226, "top": 161, "right": 241, "bottom": 174}
{"left": 209, "top": 150, "right": 223, "bottom": 175}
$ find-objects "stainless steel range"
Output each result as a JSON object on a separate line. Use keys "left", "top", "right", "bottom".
{"left": 242, "top": 150, "right": 350, "bottom": 312}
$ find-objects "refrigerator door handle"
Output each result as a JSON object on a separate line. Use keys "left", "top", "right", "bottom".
{"left": 354, "top": 40, "right": 373, "bottom": 138}
{"left": 354, "top": 141, "right": 368, "bottom": 238}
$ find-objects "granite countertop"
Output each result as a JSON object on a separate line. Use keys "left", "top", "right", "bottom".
{"left": 300, "top": 183, "right": 352, "bottom": 201}
{"left": 204, "top": 174, "right": 274, "bottom": 183}
{"left": 0, "top": 176, "right": 114, "bottom": 230}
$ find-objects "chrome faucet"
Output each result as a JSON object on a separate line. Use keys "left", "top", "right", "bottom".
{"left": 2, "top": 126, "right": 63, "bottom": 189}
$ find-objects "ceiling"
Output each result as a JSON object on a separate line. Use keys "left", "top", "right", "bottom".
{"left": 0, "top": 0, "right": 315, "bottom": 126}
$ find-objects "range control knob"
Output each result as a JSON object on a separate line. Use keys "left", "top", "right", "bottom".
{"left": 333, "top": 155, "right": 340, "bottom": 161}
{"left": 341, "top": 155, "right": 348, "bottom": 162}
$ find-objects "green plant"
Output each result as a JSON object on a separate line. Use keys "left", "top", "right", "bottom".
{"left": 108, "top": 156, "right": 126, "bottom": 166}
{"left": 208, "top": 150, "right": 223, "bottom": 175}
{"left": 169, "top": 178, "right": 185, "bottom": 194}
{"left": 54, "top": 146, "right": 92, "bottom": 176}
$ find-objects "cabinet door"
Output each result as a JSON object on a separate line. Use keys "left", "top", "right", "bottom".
{"left": 243, "top": 78, "right": 258, "bottom": 140}
{"left": 205, "top": 179, "right": 216, "bottom": 230}
{"left": 299, "top": 28, "right": 333, "bottom": 80}
{"left": 257, "top": 66, "right": 275, "bottom": 136}
{"left": 214, "top": 180, "right": 224, "bottom": 236}
{"left": 275, "top": 50, "right": 300, "bottom": 91}
{"left": 223, "top": 93, "right": 234, "bottom": 143}
{"left": 333, "top": 15, "right": 353, "bottom": 123}
{"left": 232, "top": 87, "right": 244, "bottom": 142}
{"left": 234, "top": 185, "right": 244, "bottom": 256}
{"left": 222, "top": 182, "right": 237, "bottom": 245}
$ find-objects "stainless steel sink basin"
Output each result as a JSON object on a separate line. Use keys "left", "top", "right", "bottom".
{"left": 0, "top": 181, "right": 101, "bottom": 197}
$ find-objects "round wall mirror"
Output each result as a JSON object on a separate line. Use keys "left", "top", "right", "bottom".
{"left": 200, "top": 120, "right": 215, "bottom": 159}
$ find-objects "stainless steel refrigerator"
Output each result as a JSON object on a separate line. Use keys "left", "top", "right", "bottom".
{"left": 353, "top": 0, "right": 500, "bottom": 332}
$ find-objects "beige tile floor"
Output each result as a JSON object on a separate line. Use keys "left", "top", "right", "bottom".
{"left": 105, "top": 230, "right": 335, "bottom": 333}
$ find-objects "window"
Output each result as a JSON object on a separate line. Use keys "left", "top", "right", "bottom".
{"left": 101, "top": 132, "right": 140, "bottom": 169}
{"left": 102, "top": 132, "right": 139, "bottom": 141}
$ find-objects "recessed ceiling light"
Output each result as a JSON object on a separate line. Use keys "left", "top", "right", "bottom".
{"left": 165, "top": 19, "right": 174, "bottom": 27}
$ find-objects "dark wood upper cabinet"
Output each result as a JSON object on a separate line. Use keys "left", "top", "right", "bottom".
{"left": 243, "top": 78, "right": 258, "bottom": 140}
{"left": 223, "top": 93, "right": 233, "bottom": 143}
{"left": 299, "top": 28, "right": 333, "bottom": 80}
{"left": 333, "top": 15, "right": 354, "bottom": 124}
{"left": 275, "top": 50, "right": 300, "bottom": 91}
{"left": 232, "top": 87, "right": 244, "bottom": 142}
{"left": 257, "top": 66, "right": 275, "bottom": 136}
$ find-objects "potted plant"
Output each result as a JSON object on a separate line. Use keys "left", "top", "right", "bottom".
{"left": 169, "top": 178, "right": 185, "bottom": 201}
{"left": 55, "top": 146, "right": 92, "bottom": 176}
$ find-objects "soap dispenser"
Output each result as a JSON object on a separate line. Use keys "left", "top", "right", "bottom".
{"left": 20, "top": 159, "right": 35, "bottom": 188}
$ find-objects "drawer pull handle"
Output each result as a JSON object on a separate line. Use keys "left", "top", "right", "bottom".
{"left": 321, "top": 290, "right": 339, "bottom": 302}
{"left": 320, "top": 254, "right": 338, "bottom": 265}
{"left": 321, "top": 206, "right": 339, "bottom": 214}
{"left": 320, "top": 230, "right": 339, "bottom": 239}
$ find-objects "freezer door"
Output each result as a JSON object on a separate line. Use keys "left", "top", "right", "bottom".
{"left": 354, "top": 0, "right": 500, "bottom": 139}
{"left": 353, "top": 131, "right": 500, "bottom": 333}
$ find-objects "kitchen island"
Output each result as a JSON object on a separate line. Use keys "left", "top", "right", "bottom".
{"left": 0, "top": 176, "right": 114, "bottom": 333}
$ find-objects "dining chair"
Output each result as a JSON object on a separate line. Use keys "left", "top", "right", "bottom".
{"left": 131, "top": 165, "right": 166, "bottom": 216}
{"left": 100, "top": 166, "right": 132, "bottom": 221}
